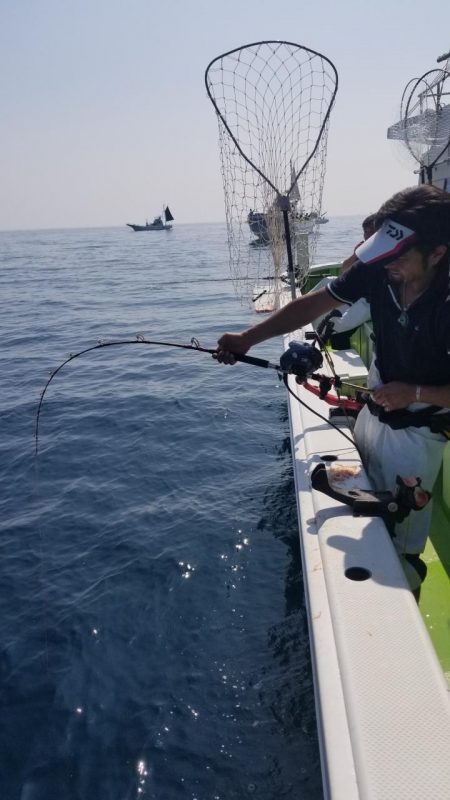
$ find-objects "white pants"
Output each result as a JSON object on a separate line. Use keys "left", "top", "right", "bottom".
{"left": 354, "top": 405, "right": 446, "bottom": 560}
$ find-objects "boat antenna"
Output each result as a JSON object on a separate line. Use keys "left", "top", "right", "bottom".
{"left": 389, "top": 67, "right": 450, "bottom": 184}
{"left": 204, "top": 41, "right": 338, "bottom": 304}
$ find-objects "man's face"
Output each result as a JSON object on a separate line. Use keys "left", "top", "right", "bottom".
{"left": 384, "top": 246, "right": 429, "bottom": 283}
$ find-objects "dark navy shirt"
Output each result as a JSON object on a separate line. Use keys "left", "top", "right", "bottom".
{"left": 327, "top": 261, "right": 450, "bottom": 386}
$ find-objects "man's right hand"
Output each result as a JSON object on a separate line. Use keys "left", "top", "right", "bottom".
{"left": 214, "top": 331, "right": 251, "bottom": 364}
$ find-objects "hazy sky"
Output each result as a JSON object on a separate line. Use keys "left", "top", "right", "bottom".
{"left": 1, "top": 0, "right": 449, "bottom": 230}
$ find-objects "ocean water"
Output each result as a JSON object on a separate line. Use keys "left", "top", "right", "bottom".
{"left": 0, "top": 217, "right": 363, "bottom": 800}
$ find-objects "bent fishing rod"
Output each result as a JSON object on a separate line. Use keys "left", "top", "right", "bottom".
{"left": 35, "top": 335, "right": 366, "bottom": 455}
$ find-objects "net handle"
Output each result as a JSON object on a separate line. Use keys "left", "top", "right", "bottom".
{"left": 204, "top": 40, "right": 338, "bottom": 198}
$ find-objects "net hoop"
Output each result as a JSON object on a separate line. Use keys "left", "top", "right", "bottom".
{"left": 205, "top": 40, "right": 338, "bottom": 198}
{"left": 396, "top": 69, "right": 450, "bottom": 182}
{"left": 205, "top": 40, "right": 338, "bottom": 304}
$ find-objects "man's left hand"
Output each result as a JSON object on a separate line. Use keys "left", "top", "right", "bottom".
{"left": 371, "top": 382, "right": 415, "bottom": 412}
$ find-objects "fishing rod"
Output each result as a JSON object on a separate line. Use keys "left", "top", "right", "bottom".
{"left": 36, "top": 336, "right": 431, "bottom": 524}
{"left": 35, "top": 335, "right": 365, "bottom": 455}
{"left": 34, "top": 335, "right": 278, "bottom": 454}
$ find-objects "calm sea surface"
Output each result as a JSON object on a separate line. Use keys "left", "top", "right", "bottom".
{"left": 0, "top": 218, "right": 363, "bottom": 800}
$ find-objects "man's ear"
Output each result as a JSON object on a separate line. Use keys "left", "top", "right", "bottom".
{"left": 429, "top": 244, "right": 448, "bottom": 267}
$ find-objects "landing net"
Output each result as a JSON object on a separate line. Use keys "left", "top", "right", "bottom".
{"left": 205, "top": 41, "right": 338, "bottom": 305}
{"left": 388, "top": 60, "right": 450, "bottom": 186}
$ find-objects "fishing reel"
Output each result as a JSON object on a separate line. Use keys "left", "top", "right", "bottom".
{"left": 279, "top": 341, "right": 323, "bottom": 379}
{"left": 227, "top": 339, "right": 323, "bottom": 379}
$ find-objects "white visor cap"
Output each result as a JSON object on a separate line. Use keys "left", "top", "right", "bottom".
{"left": 355, "top": 219, "right": 418, "bottom": 266}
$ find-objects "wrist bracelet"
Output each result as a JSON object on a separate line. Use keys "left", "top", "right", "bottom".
{"left": 415, "top": 385, "right": 421, "bottom": 401}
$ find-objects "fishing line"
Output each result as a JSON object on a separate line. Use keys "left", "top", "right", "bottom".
{"left": 282, "top": 376, "right": 359, "bottom": 450}
{"left": 168, "top": 276, "right": 280, "bottom": 285}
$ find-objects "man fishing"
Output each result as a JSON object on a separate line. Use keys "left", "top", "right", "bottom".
{"left": 215, "top": 185, "right": 450, "bottom": 593}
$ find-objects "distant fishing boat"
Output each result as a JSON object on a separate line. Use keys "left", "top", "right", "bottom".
{"left": 247, "top": 165, "right": 326, "bottom": 245}
{"left": 127, "top": 206, "right": 174, "bottom": 232}
{"left": 247, "top": 207, "right": 325, "bottom": 244}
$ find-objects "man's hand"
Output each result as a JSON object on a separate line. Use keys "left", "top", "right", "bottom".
{"left": 371, "top": 382, "right": 415, "bottom": 412}
{"left": 214, "top": 331, "right": 250, "bottom": 364}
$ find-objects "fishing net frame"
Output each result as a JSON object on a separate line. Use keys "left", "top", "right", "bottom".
{"left": 390, "top": 65, "right": 450, "bottom": 185}
{"left": 205, "top": 40, "right": 338, "bottom": 305}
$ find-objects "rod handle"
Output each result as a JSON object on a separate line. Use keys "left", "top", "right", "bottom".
{"left": 232, "top": 352, "right": 270, "bottom": 369}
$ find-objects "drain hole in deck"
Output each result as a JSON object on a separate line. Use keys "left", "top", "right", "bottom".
{"left": 345, "top": 566, "right": 371, "bottom": 581}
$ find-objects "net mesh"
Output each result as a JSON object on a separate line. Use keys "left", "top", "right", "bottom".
{"left": 205, "top": 41, "right": 338, "bottom": 304}
{"left": 388, "top": 64, "right": 450, "bottom": 183}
